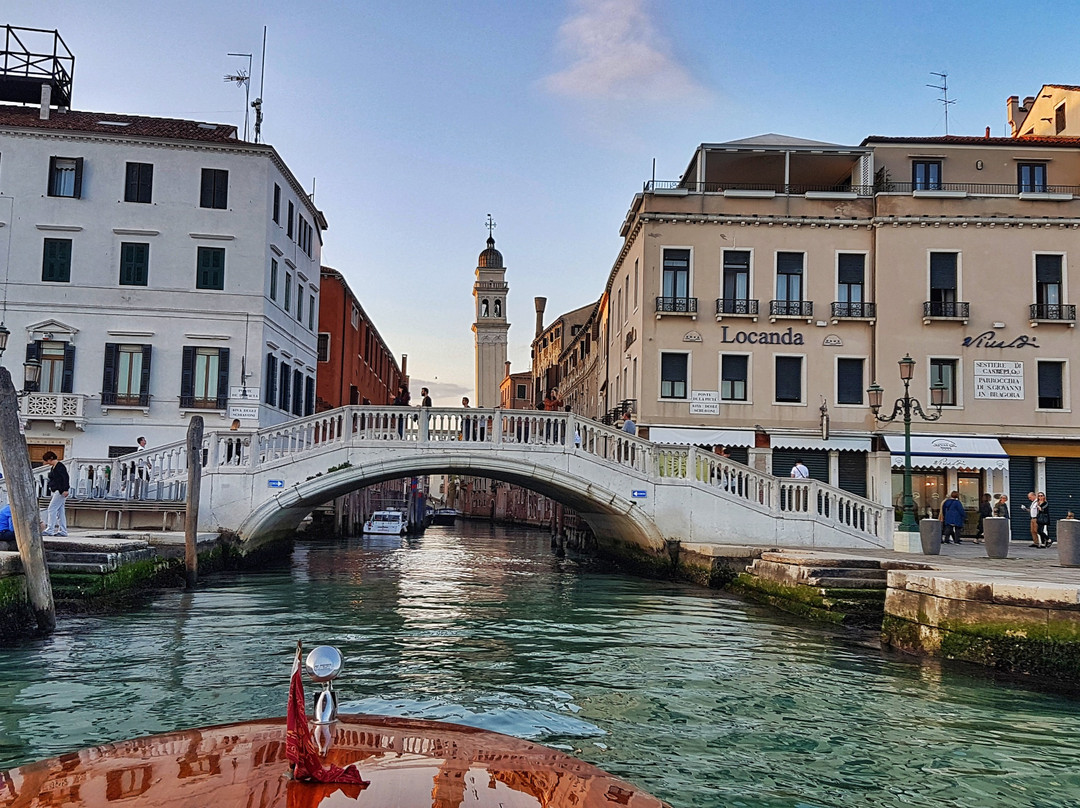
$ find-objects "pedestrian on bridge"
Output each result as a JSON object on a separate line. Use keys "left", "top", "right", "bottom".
{"left": 790, "top": 459, "right": 809, "bottom": 479}
{"left": 621, "top": 412, "right": 636, "bottom": 436}
{"left": 42, "top": 451, "right": 70, "bottom": 537}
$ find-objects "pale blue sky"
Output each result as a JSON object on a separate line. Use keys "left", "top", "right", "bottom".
{"left": 12, "top": 1, "right": 1080, "bottom": 403}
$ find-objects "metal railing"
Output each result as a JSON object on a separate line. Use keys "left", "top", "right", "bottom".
{"left": 770, "top": 300, "right": 813, "bottom": 317}
{"left": 644, "top": 180, "right": 874, "bottom": 196}
{"left": 716, "top": 298, "right": 759, "bottom": 315}
{"left": 655, "top": 296, "right": 697, "bottom": 314}
{"left": 881, "top": 181, "right": 1080, "bottom": 196}
{"left": 831, "top": 301, "right": 876, "bottom": 318}
{"left": 1030, "top": 303, "right": 1076, "bottom": 321}
{"left": 923, "top": 301, "right": 969, "bottom": 318}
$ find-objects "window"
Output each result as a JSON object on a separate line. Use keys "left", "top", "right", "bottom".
{"left": 930, "top": 358, "right": 957, "bottom": 406}
{"left": 48, "top": 156, "right": 83, "bottom": 198}
{"left": 278, "top": 361, "right": 290, "bottom": 410}
{"left": 633, "top": 258, "right": 639, "bottom": 308}
{"left": 912, "top": 160, "right": 942, "bottom": 190}
{"left": 721, "top": 354, "right": 748, "bottom": 402}
{"left": 1036, "top": 254, "right": 1063, "bottom": 308}
{"left": 1038, "top": 361, "right": 1065, "bottom": 409}
{"left": 775, "top": 356, "right": 803, "bottom": 403}
{"left": 298, "top": 216, "right": 313, "bottom": 257}
{"left": 1056, "top": 104, "right": 1067, "bottom": 135}
{"left": 662, "top": 248, "right": 690, "bottom": 301}
{"left": 1018, "top": 162, "right": 1047, "bottom": 193}
{"left": 929, "top": 252, "right": 958, "bottom": 316}
{"left": 124, "top": 162, "right": 153, "bottom": 203}
{"left": 292, "top": 368, "right": 304, "bottom": 416}
{"left": 317, "top": 333, "right": 330, "bottom": 362}
{"left": 270, "top": 259, "right": 278, "bottom": 301}
{"left": 836, "top": 358, "right": 864, "bottom": 405}
{"left": 200, "top": 168, "right": 228, "bottom": 208}
{"left": 837, "top": 254, "right": 864, "bottom": 303}
{"left": 296, "top": 283, "right": 304, "bottom": 321}
{"left": 721, "top": 250, "right": 751, "bottom": 313}
{"left": 196, "top": 246, "right": 225, "bottom": 290}
{"left": 287, "top": 201, "right": 295, "bottom": 238}
{"left": 660, "top": 352, "right": 688, "bottom": 399}
{"left": 516, "top": 383, "right": 527, "bottom": 399}
{"left": 119, "top": 242, "right": 149, "bottom": 286}
{"left": 180, "top": 346, "right": 229, "bottom": 409}
{"left": 27, "top": 340, "right": 74, "bottom": 394}
{"left": 305, "top": 376, "right": 315, "bottom": 416}
{"left": 776, "top": 252, "right": 803, "bottom": 302}
{"left": 284, "top": 272, "right": 292, "bottom": 312}
{"left": 308, "top": 295, "right": 316, "bottom": 330}
{"left": 265, "top": 354, "right": 278, "bottom": 405}
{"left": 42, "top": 238, "right": 72, "bottom": 282}
{"left": 351, "top": 305, "right": 360, "bottom": 329}
{"left": 102, "top": 343, "right": 152, "bottom": 406}
{"left": 273, "top": 184, "right": 281, "bottom": 223}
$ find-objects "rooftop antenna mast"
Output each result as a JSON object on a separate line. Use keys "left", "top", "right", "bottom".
{"left": 252, "top": 27, "right": 267, "bottom": 143}
{"left": 225, "top": 52, "right": 253, "bottom": 140}
{"left": 927, "top": 71, "right": 955, "bottom": 135}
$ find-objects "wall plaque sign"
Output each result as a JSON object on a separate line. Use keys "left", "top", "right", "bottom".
{"left": 973, "top": 360, "right": 1024, "bottom": 399}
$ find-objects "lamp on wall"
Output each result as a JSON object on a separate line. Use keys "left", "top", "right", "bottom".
{"left": 0, "top": 324, "right": 42, "bottom": 395}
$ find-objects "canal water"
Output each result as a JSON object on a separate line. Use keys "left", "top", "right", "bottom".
{"left": 2, "top": 522, "right": 1079, "bottom": 808}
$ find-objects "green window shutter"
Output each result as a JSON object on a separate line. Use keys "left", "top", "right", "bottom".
{"left": 196, "top": 247, "right": 225, "bottom": 290}
{"left": 101, "top": 343, "right": 119, "bottom": 405}
{"left": 120, "top": 243, "right": 149, "bottom": 286}
{"left": 42, "top": 239, "right": 72, "bottom": 282}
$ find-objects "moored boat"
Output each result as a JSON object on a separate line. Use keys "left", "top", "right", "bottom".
{"left": 361, "top": 510, "right": 407, "bottom": 535}
{"left": 431, "top": 507, "right": 460, "bottom": 525}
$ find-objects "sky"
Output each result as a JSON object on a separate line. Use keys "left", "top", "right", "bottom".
{"left": 11, "top": 0, "right": 1080, "bottom": 404}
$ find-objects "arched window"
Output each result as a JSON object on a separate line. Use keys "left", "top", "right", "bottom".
{"left": 494, "top": 298, "right": 502, "bottom": 317}
{"left": 481, "top": 298, "right": 489, "bottom": 317}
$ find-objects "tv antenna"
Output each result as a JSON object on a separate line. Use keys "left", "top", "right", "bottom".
{"left": 927, "top": 71, "right": 956, "bottom": 135}
{"left": 225, "top": 52, "right": 253, "bottom": 140}
{"left": 251, "top": 27, "right": 267, "bottom": 143}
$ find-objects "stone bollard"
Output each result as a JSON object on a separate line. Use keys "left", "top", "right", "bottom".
{"left": 919, "top": 518, "right": 942, "bottom": 555}
{"left": 983, "top": 516, "right": 1009, "bottom": 559}
{"left": 1058, "top": 519, "right": 1080, "bottom": 567}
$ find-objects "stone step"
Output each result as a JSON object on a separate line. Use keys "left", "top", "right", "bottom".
{"left": 43, "top": 537, "right": 150, "bottom": 554}
{"left": 802, "top": 567, "right": 888, "bottom": 581}
{"left": 805, "top": 576, "right": 889, "bottom": 590}
{"left": 45, "top": 548, "right": 157, "bottom": 568}
{"left": 48, "top": 561, "right": 116, "bottom": 575}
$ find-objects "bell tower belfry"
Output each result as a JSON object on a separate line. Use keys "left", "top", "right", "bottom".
{"left": 472, "top": 215, "right": 509, "bottom": 408}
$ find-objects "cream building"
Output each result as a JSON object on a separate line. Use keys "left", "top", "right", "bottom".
{"left": 586, "top": 87, "right": 1080, "bottom": 537}
{"left": 472, "top": 232, "right": 509, "bottom": 407}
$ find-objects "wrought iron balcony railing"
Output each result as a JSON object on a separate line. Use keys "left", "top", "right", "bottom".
{"left": 716, "top": 298, "right": 759, "bottom": 315}
{"left": 831, "top": 301, "right": 876, "bottom": 318}
{"left": 644, "top": 180, "right": 873, "bottom": 195}
{"left": 1030, "top": 303, "right": 1076, "bottom": 321}
{"left": 769, "top": 300, "right": 813, "bottom": 317}
{"left": 880, "top": 181, "right": 1080, "bottom": 196}
{"left": 923, "top": 301, "right": 970, "bottom": 319}
{"left": 655, "top": 296, "right": 698, "bottom": 314}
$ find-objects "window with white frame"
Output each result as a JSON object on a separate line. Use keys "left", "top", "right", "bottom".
{"left": 660, "top": 352, "right": 688, "bottom": 399}
{"left": 721, "top": 354, "right": 748, "bottom": 401}
{"left": 774, "top": 355, "right": 803, "bottom": 403}
{"left": 930, "top": 358, "right": 958, "bottom": 406}
{"left": 1037, "top": 360, "right": 1066, "bottom": 410}
{"left": 836, "top": 357, "right": 864, "bottom": 405}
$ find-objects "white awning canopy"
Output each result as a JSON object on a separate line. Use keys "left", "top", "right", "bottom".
{"left": 770, "top": 435, "right": 871, "bottom": 452}
{"left": 648, "top": 427, "right": 755, "bottom": 447}
{"left": 884, "top": 435, "right": 1009, "bottom": 471}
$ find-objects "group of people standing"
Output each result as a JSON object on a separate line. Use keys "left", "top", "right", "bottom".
{"left": 938, "top": 489, "right": 1057, "bottom": 548}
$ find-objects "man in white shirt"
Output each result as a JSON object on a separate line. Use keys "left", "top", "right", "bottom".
{"left": 790, "top": 460, "right": 809, "bottom": 479}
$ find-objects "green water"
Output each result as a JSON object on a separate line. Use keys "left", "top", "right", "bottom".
{"left": 1, "top": 523, "right": 1079, "bottom": 807}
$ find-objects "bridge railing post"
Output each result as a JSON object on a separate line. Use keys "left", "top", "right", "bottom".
{"left": 419, "top": 408, "right": 430, "bottom": 444}
{"left": 492, "top": 409, "right": 502, "bottom": 446}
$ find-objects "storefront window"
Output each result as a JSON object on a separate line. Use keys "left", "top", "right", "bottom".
{"left": 892, "top": 471, "right": 946, "bottom": 521}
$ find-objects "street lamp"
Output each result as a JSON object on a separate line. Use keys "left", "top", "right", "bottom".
{"left": 0, "top": 324, "right": 43, "bottom": 394}
{"left": 868, "top": 354, "right": 947, "bottom": 533}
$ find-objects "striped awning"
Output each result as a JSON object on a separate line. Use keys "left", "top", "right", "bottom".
{"left": 884, "top": 435, "right": 1009, "bottom": 470}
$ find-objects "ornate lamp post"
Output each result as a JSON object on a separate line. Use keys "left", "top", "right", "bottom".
{"left": 867, "top": 354, "right": 946, "bottom": 533}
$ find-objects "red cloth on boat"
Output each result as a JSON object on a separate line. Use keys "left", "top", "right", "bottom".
{"left": 285, "top": 643, "right": 369, "bottom": 786}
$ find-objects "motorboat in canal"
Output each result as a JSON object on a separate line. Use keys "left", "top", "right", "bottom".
{"left": 431, "top": 507, "right": 460, "bottom": 525}
{"left": 0, "top": 643, "right": 670, "bottom": 808}
{"left": 361, "top": 509, "right": 407, "bottom": 535}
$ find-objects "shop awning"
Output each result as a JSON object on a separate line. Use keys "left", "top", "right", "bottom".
{"left": 770, "top": 435, "right": 871, "bottom": 452}
{"left": 884, "top": 435, "right": 1009, "bottom": 470}
{"left": 648, "top": 427, "right": 755, "bottom": 447}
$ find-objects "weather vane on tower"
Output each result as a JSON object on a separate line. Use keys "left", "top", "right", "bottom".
{"left": 486, "top": 213, "right": 496, "bottom": 238}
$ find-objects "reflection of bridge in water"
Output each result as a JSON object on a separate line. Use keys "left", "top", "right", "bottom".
{"left": 39, "top": 407, "right": 890, "bottom": 554}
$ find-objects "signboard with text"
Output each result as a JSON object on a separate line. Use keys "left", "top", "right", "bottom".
{"left": 973, "top": 361, "right": 1024, "bottom": 399}
{"left": 229, "top": 405, "right": 260, "bottom": 421}
{"left": 690, "top": 390, "right": 721, "bottom": 415}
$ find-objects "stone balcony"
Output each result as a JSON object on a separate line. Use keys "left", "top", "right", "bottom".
{"left": 19, "top": 392, "right": 87, "bottom": 430}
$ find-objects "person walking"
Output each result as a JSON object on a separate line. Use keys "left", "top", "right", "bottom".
{"left": 621, "top": 411, "right": 636, "bottom": 436}
{"left": 993, "top": 494, "right": 1010, "bottom": 519}
{"left": 420, "top": 387, "right": 432, "bottom": 407}
{"left": 1027, "top": 491, "right": 1040, "bottom": 547}
{"left": 42, "top": 451, "right": 70, "bottom": 537}
{"left": 790, "top": 459, "right": 809, "bottom": 479}
{"left": 461, "top": 396, "right": 472, "bottom": 441}
{"left": 1035, "top": 492, "right": 1052, "bottom": 547}
{"left": 940, "top": 490, "right": 965, "bottom": 544}
{"left": 976, "top": 493, "right": 993, "bottom": 544}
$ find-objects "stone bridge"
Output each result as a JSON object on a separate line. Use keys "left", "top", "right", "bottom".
{"left": 33, "top": 407, "right": 891, "bottom": 556}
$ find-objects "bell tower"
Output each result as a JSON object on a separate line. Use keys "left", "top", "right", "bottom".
{"left": 472, "top": 215, "right": 509, "bottom": 408}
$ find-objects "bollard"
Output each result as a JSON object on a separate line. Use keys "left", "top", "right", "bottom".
{"left": 919, "top": 518, "right": 942, "bottom": 555}
{"left": 1057, "top": 519, "right": 1080, "bottom": 567}
{"left": 982, "top": 516, "right": 1009, "bottom": 559}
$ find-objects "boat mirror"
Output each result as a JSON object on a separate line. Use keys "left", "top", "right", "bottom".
{"left": 306, "top": 645, "right": 343, "bottom": 683}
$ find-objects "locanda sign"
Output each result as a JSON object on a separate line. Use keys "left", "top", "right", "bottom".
{"left": 720, "top": 326, "right": 804, "bottom": 345}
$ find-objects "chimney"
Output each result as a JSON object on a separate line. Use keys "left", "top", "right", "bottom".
{"left": 504, "top": 360, "right": 511, "bottom": 379}
{"left": 39, "top": 83, "right": 51, "bottom": 121}
{"left": 534, "top": 297, "right": 547, "bottom": 338}
{"left": 400, "top": 353, "right": 408, "bottom": 376}
{"left": 986, "top": 126, "right": 991, "bottom": 139}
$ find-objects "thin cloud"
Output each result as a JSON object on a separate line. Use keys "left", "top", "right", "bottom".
{"left": 541, "top": 0, "right": 707, "bottom": 102}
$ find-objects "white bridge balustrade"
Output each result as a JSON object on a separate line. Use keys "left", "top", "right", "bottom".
{"left": 19, "top": 406, "right": 891, "bottom": 554}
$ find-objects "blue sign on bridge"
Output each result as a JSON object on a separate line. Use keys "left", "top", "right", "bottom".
{"left": 631, "top": 490, "right": 647, "bottom": 498}
{"left": 268, "top": 480, "right": 285, "bottom": 488}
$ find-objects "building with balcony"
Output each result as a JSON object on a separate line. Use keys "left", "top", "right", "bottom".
{"left": 0, "top": 27, "right": 324, "bottom": 463}
{"left": 585, "top": 87, "right": 1080, "bottom": 534}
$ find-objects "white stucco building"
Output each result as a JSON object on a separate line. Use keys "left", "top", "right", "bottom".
{"left": 0, "top": 82, "right": 324, "bottom": 462}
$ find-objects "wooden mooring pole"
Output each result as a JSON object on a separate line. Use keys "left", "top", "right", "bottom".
{"left": 184, "top": 416, "right": 203, "bottom": 589}
{"left": 0, "top": 367, "right": 55, "bottom": 633}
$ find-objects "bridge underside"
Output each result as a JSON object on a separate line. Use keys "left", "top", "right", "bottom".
{"left": 229, "top": 452, "right": 666, "bottom": 557}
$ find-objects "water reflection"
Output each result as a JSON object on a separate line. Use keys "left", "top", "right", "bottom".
{"left": 0, "top": 522, "right": 1079, "bottom": 808}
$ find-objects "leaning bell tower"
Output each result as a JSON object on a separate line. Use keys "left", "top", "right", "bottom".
{"left": 472, "top": 215, "right": 509, "bottom": 408}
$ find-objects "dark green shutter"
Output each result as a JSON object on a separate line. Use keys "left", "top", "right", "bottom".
{"left": 305, "top": 376, "right": 315, "bottom": 416}
{"left": 1008, "top": 457, "right": 1035, "bottom": 540}
{"left": 771, "top": 449, "right": 828, "bottom": 482}
{"left": 197, "top": 247, "right": 224, "bottom": 290}
{"left": 180, "top": 346, "right": 195, "bottom": 407}
{"left": 43, "top": 239, "right": 71, "bottom": 282}
{"left": 72, "top": 157, "right": 83, "bottom": 198}
{"left": 279, "top": 363, "right": 290, "bottom": 410}
{"left": 200, "top": 169, "right": 213, "bottom": 208}
{"left": 139, "top": 345, "right": 153, "bottom": 407}
{"left": 215, "top": 348, "right": 230, "bottom": 409}
{"left": 101, "top": 343, "right": 119, "bottom": 405}
{"left": 1045, "top": 458, "right": 1080, "bottom": 542}
{"left": 61, "top": 343, "right": 75, "bottom": 393}
{"left": 265, "top": 353, "right": 277, "bottom": 405}
{"left": 838, "top": 452, "right": 867, "bottom": 497}
{"left": 25, "top": 341, "right": 41, "bottom": 392}
{"left": 120, "top": 243, "right": 148, "bottom": 286}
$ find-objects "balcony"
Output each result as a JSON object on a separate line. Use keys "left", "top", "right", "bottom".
{"left": 655, "top": 296, "right": 698, "bottom": 317}
{"left": 645, "top": 180, "right": 873, "bottom": 197}
{"left": 831, "top": 301, "right": 876, "bottom": 320}
{"left": 769, "top": 300, "right": 813, "bottom": 320}
{"left": 879, "top": 180, "right": 1080, "bottom": 198}
{"left": 715, "top": 298, "right": 759, "bottom": 320}
{"left": 1030, "top": 303, "right": 1076, "bottom": 325}
{"left": 922, "top": 301, "right": 969, "bottom": 323}
{"left": 19, "top": 392, "right": 87, "bottom": 430}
